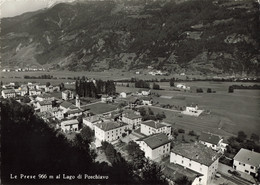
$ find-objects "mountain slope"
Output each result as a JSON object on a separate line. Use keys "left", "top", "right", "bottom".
{"left": 1, "top": 0, "right": 259, "bottom": 75}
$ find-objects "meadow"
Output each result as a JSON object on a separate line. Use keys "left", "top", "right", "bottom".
{"left": 2, "top": 70, "right": 259, "bottom": 137}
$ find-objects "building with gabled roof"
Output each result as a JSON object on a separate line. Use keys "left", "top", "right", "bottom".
{"left": 59, "top": 101, "right": 78, "bottom": 113}
{"left": 37, "top": 100, "right": 52, "bottom": 112}
{"left": 50, "top": 107, "right": 64, "bottom": 120}
{"left": 67, "top": 108, "right": 82, "bottom": 118}
{"left": 83, "top": 115, "right": 103, "bottom": 130}
{"left": 233, "top": 148, "right": 260, "bottom": 177}
{"left": 101, "top": 95, "right": 113, "bottom": 103}
{"left": 122, "top": 110, "right": 142, "bottom": 129}
{"left": 62, "top": 90, "right": 74, "bottom": 100}
{"left": 1, "top": 89, "right": 16, "bottom": 98}
{"left": 199, "top": 132, "right": 227, "bottom": 153}
{"left": 170, "top": 142, "right": 220, "bottom": 185}
{"left": 136, "top": 133, "right": 171, "bottom": 160}
{"left": 94, "top": 121, "right": 129, "bottom": 143}
{"left": 140, "top": 120, "right": 171, "bottom": 136}
{"left": 60, "top": 119, "right": 79, "bottom": 133}
{"left": 36, "top": 93, "right": 54, "bottom": 102}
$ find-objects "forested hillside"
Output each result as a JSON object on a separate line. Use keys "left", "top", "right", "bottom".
{"left": 1, "top": 0, "right": 259, "bottom": 75}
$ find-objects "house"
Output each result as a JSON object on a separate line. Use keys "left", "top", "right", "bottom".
{"left": 199, "top": 132, "right": 228, "bottom": 153}
{"left": 60, "top": 119, "right": 79, "bottom": 133}
{"left": 233, "top": 148, "right": 260, "bottom": 177}
{"left": 176, "top": 84, "right": 190, "bottom": 90}
{"left": 29, "top": 89, "right": 41, "bottom": 96}
{"left": 120, "top": 92, "right": 127, "bottom": 98}
{"left": 83, "top": 116, "right": 103, "bottom": 130}
{"left": 50, "top": 107, "right": 64, "bottom": 120}
{"left": 36, "top": 84, "right": 46, "bottom": 91}
{"left": 45, "top": 85, "right": 54, "bottom": 93}
{"left": 136, "top": 133, "right": 171, "bottom": 160}
{"left": 94, "top": 121, "right": 129, "bottom": 143}
{"left": 140, "top": 120, "right": 172, "bottom": 136}
{"left": 101, "top": 95, "right": 113, "bottom": 103}
{"left": 36, "top": 94, "right": 55, "bottom": 102}
{"left": 122, "top": 111, "right": 142, "bottom": 129}
{"left": 170, "top": 143, "right": 220, "bottom": 185}
{"left": 127, "top": 97, "right": 140, "bottom": 108}
{"left": 1, "top": 89, "right": 16, "bottom": 98}
{"left": 62, "top": 90, "right": 74, "bottom": 100}
{"left": 141, "top": 97, "right": 153, "bottom": 106}
{"left": 182, "top": 104, "right": 204, "bottom": 117}
{"left": 59, "top": 101, "right": 78, "bottom": 113}
{"left": 66, "top": 109, "right": 82, "bottom": 118}
{"left": 141, "top": 90, "right": 151, "bottom": 96}
{"left": 37, "top": 100, "right": 52, "bottom": 112}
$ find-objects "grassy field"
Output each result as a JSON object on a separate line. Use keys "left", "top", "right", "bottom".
{"left": 81, "top": 102, "right": 118, "bottom": 115}
{"left": 130, "top": 81, "right": 260, "bottom": 137}
{"left": 2, "top": 70, "right": 259, "bottom": 137}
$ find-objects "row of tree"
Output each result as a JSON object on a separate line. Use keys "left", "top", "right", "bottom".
{"left": 228, "top": 84, "right": 260, "bottom": 93}
{"left": 75, "top": 79, "right": 116, "bottom": 98}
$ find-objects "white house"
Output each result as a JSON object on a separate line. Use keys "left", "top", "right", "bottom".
{"left": 120, "top": 92, "right": 127, "bottom": 98}
{"left": 141, "top": 90, "right": 151, "bottom": 96}
{"left": 94, "top": 121, "right": 129, "bottom": 143}
{"left": 122, "top": 111, "right": 142, "bottom": 129}
{"left": 50, "top": 107, "right": 64, "bottom": 120}
{"left": 101, "top": 95, "right": 113, "bottom": 103}
{"left": 36, "top": 84, "right": 46, "bottom": 91}
{"left": 136, "top": 133, "right": 171, "bottom": 160}
{"left": 29, "top": 89, "right": 41, "bottom": 96}
{"left": 233, "top": 148, "right": 260, "bottom": 177}
{"left": 83, "top": 116, "right": 103, "bottom": 130}
{"left": 1, "top": 89, "right": 16, "bottom": 98}
{"left": 60, "top": 119, "right": 79, "bottom": 133}
{"left": 36, "top": 94, "right": 55, "bottom": 102}
{"left": 182, "top": 104, "right": 204, "bottom": 117}
{"left": 141, "top": 97, "right": 153, "bottom": 106}
{"left": 176, "top": 84, "right": 190, "bottom": 90}
{"left": 37, "top": 100, "right": 52, "bottom": 112}
{"left": 127, "top": 96, "right": 140, "bottom": 109}
{"left": 45, "top": 85, "right": 54, "bottom": 93}
{"left": 62, "top": 90, "right": 74, "bottom": 100}
{"left": 170, "top": 143, "right": 220, "bottom": 185}
{"left": 199, "top": 132, "right": 228, "bottom": 153}
{"left": 140, "top": 120, "right": 172, "bottom": 136}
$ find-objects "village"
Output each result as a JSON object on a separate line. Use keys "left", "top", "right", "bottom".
{"left": 1, "top": 79, "right": 260, "bottom": 185}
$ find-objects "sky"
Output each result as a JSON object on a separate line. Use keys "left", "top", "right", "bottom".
{"left": 0, "top": 0, "right": 75, "bottom": 18}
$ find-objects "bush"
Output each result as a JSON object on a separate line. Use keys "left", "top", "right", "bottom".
{"left": 122, "top": 133, "right": 127, "bottom": 137}
{"left": 188, "top": 130, "right": 196, "bottom": 136}
{"left": 178, "top": 129, "right": 185, "bottom": 133}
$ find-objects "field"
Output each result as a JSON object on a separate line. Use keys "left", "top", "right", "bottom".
{"left": 2, "top": 70, "right": 259, "bottom": 137}
{"left": 81, "top": 102, "right": 118, "bottom": 115}
{"left": 117, "top": 81, "right": 260, "bottom": 137}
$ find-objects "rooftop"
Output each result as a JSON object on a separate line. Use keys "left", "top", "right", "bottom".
{"left": 234, "top": 148, "right": 260, "bottom": 167}
{"left": 2, "top": 89, "right": 16, "bottom": 93}
{"left": 60, "top": 101, "right": 77, "bottom": 109}
{"left": 61, "top": 119, "right": 79, "bottom": 126}
{"left": 141, "top": 120, "right": 166, "bottom": 129}
{"left": 67, "top": 109, "right": 82, "bottom": 115}
{"left": 95, "top": 121, "right": 128, "bottom": 131}
{"left": 137, "top": 133, "right": 170, "bottom": 149}
{"left": 199, "top": 132, "right": 221, "bottom": 145}
{"left": 123, "top": 112, "right": 142, "bottom": 120}
{"left": 171, "top": 142, "right": 220, "bottom": 166}
{"left": 83, "top": 115, "right": 101, "bottom": 123}
{"left": 38, "top": 100, "right": 52, "bottom": 106}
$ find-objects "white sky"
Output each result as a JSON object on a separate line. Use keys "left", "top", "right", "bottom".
{"left": 0, "top": 0, "right": 75, "bottom": 18}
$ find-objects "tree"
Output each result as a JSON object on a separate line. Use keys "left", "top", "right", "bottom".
{"left": 175, "top": 176, "right": 192, "bottom": 185}
{"left": 237, "top": 131, "right": 247, "bottom": 142}
{"left": 126, "top": 141, "right": 145, "bottom": 170}
{"left": 170, "top": 78, "right": 175, "bottom": 87}
{"left": 178, "top": 128, "right": 185, "bottom": 133}
{"left": 207, "top": 88, "right": 212, "bottom": 93}
{"left": 188, "top": 130, "right": 196, "bottom": 136}
{"left": 59, "top": 82, "right": 65, "bottom": 91}
{"left": 46, "top": 82, "right": 51, "bottom": 87}
{"left": 142, "top": 161, "right": 165, "bottom": 184}
{"left": 153, "top": 83, "right": 160, "bottom": 90}
{"left": 80, "top": 126, "right": 94, "bottom": 143}
{"left": 228, "top": 86, "right": 234, "bottom": 93}
{"left": 196, "top": 88, "right": 203, "bottom": 93}
{"left": 250, "top": 133, "right": 259, "bottom": 142}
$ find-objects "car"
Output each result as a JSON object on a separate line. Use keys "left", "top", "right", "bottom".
{"left": 227, "top": 170, "right": 241, "bottom": 177}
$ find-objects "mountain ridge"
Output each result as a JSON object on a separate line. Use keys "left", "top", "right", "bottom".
{"left": 1, "top": 0, "right": 259, "bottom": 75}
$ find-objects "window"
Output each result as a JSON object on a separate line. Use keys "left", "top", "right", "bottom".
{"left": 245, "top": 170, "right": 249, "bottom": 173}
{"left": 189, "top": 163, "right": 191, "bottom": 167}
{"left": 181, "top": 160, "right": 183, "bottom": 164}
